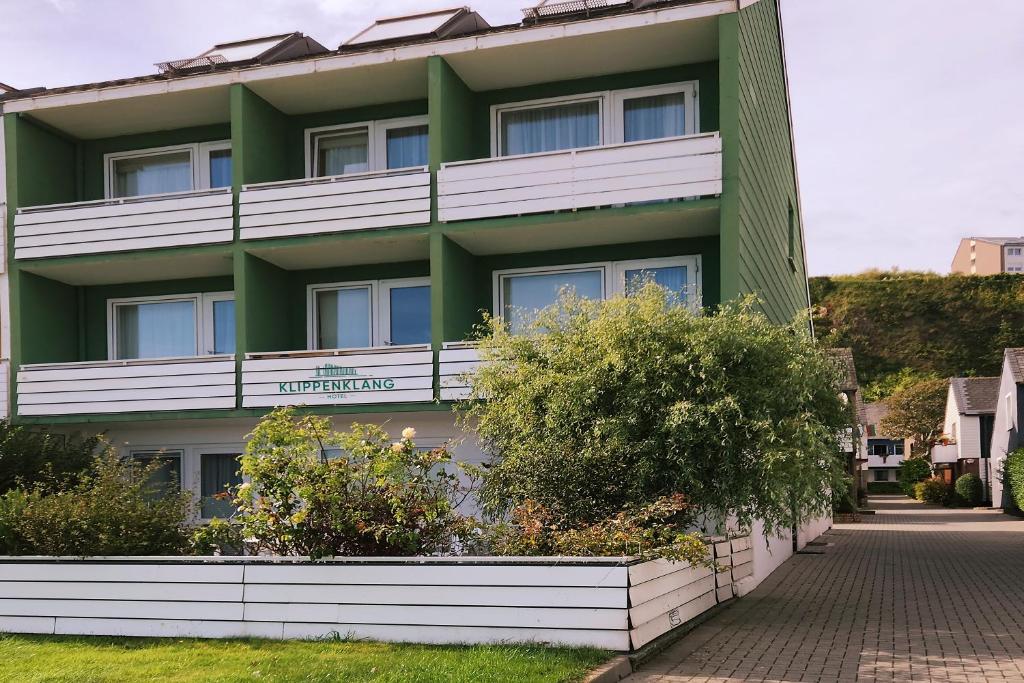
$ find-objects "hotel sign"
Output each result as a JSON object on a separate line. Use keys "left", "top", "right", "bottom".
{"left": 277, "top": 363, "right": 396, "bottom": 399}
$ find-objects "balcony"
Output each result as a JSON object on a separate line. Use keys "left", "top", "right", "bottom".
{"left": 242, "top": 346, "right": 435, "bottom": 409}
{"left": 16, "top": 356, "right": 236, "bottom": 417}
{"left": 239, "top": 168, "right": 431, "bottom": 241}
{"left": 439, "top": 343, "right": 479, "bottom": 402}
{"left": 13, "top": 189, "right": 234, "bottom": 260}
{"left": 437, "top": 133, "right": 722, "bottom": 223}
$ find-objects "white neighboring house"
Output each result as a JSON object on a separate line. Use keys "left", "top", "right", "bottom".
{"left": 989, "top": 349, "right": 1024, "bottom": 508}
{"left": 860, "top": 402, "right": 908, "bottom": 487}
{"left": 941, "top": 376, "right": 999, "bottom": 498}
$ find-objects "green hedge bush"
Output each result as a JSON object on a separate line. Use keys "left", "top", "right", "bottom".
{"left": 954, "top": 473, "right": 984, "bottom": 507}
{"left": 899, "top": 458, "right": 932, "bottom": 497}
{"left": 1005, "top": 448, "right": 1024, "bottom": 509}
{"left": 915, "top": 477, "right": 951, "bottom": 505}
{"left": 866, "top": 481, "right": 903, "bottom": 495}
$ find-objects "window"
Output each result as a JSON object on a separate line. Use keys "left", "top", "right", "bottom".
{"left": 306, "top": 116, "right": 428, "bottom": 177}
{"left": 130, "top": 450, "right": 182, "bottom": 502}
{"left": 874, "top": 469, "right": 890, "bottom": 482}
{"left": 109, "top": 292, "right": 235, "bottom": 360}
{"left": 495, "top": 256, "right": 700, "bottom": 333}
{"left": 200, "top": 452, "right": 242, "bottom": 519}
{"left": 787, "top": 199, "right": 797, "bottom": 270}
{"left": 309, "top": 278, "right": 431, "bottom": 350}
{"left": 1008, "top": 248, "right": 1022, "bottom": 256}
{"left": 893, "top": 442, "right": 905, "bottom": 456}
{"left": 493, "top": 82, "right": 698, "bottom": 157}
{"left": 105, "top": 141, "right": 232, "bottom": 199}
{"left": 1009, "top": 394, "right": 1015, "bottom": 430}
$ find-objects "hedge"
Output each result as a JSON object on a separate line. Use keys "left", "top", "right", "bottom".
{"left": 1005, "top": 448, "right": 1024, "bottom": 509}
{"left": 866, "top": 481, "right": 903, "bottom": 495}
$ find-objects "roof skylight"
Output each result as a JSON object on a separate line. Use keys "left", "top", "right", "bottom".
{"left": 343, "top": 7, "right": 489, "bottom": 48}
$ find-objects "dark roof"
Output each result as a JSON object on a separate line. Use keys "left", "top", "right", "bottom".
{"left": 827, "top": 348, "right": 858, "bottom": 393}
{"left": 969, "top": 237, "right": 1024, "bottom": 246}
{"left": 950, "top": 376, "right": 1000, "bottom": 415}
{"left": 0, "top": 0, "right": 704, "bottom": 104}
{"left": 1005, "top": 348, "right": 1024, "bottom": 384}
{"left": 0, "top": 82, "right": 16, "bottom": 93}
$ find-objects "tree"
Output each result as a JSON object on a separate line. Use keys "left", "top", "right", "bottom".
{"left": 458, "top": 286, "right": 851, "bottom": 535}
{"left": 0, "top": 421, "right": 99, "bottom": 493}
{"left": 879, "top": 377, "right": 948, "bottom": 458}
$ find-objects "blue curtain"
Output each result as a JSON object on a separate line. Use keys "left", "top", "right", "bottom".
{"left": 213, "top": 300, "right": 235, "bottom": 354}
{"left": 317, "top": 130, "right": 369, "bottom": 176}
{"left": 116, "top": 300, "right": 196, "bottom": 359}
{"left": 387, "top": 125, "right": 429, "bottom": 169}
{"left": 317, "top": 288, "right": 371, "bottom": 349}
{"left": 623, "top": 93, "right": 685, "bottom": 142}
{"left": 208, "top": 149, "right": 232, "bottom": 188}
{"left": 625, "top": 266, "right": 689, "bottom": 304}
{"left": 114, "top": 151, "right": 192, "bottom": 197}
{"left": 502, "top": 270, "right": 603, "bottom": 334}
{"left": 389, "top": 285, "right": 431, "bottom": 344}
{"left": 501, "top": 101, "right": 600, "bottom": 156}
{"left": 200, "top": 453, "right": 242, "bottom": 519}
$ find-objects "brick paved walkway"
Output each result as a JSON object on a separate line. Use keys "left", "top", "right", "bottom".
{"left": 630, "top": 495, "right": 1024, "bottom": 682}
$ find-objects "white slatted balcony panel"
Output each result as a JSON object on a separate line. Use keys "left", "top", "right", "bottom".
{"left": 13, "top": 189, "right": 233, "bottom": 259}
{"left": 16, "top": 356, "right": 236, "bottom": 416}
{"left": 0, "top": 360, "right": 8, "bottom": 418}
{"left": 242, "top": 346, "right": 434, "bottom": 408}
{"left": 239, "top": 168, "right": 431, "bottom": 240}
{"left": 439, "top": 343, "right": 479, "bottom": 401}
{"left": 437, "top": 133, "right": 722, "bottom": 222}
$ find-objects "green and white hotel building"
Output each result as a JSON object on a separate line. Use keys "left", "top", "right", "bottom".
{"left": 0, "top": 0, "right": 809, "bottom": 522}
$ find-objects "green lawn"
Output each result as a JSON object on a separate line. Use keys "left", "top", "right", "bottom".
{"left": 0, "top": 634, "right": 609, "bottom": 683}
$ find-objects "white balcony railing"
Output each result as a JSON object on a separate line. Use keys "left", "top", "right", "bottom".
{"left": 437, "top": 133, "right": 722, "bottom": 223}
{"left": 16, "top": 356, "right": 236, "bottom": 416}
{"left": 239, "top": 167, "right": 431, "bottom": 241}
{"left": 13, "top": 188, "right": 233, "bottom": 259}
{"left": 439, "top": 342, "right": 479, "bottom": 402}
{"left": 242, "top": 346, "right": 434, "bottom": 408}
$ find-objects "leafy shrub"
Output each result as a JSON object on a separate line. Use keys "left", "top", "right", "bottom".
{"left": 899, "top": 458, "right": 932, "bottom": 497}
{"left": 915, "top": 477, "right": 951, "bottom": 505}
{"left": 954, "top": 473, "right": 984, "bottom": 507}
{"left": 866, "top": 481, "right": 903, "bottom": 495}
{"left": 0, "top": 450, "right": 193, "bottom": 556}
{"left": 1005, "top": 448, "right": 1024, "bottom": 509}
{"left": 460, "top": 288, "right": 851, "bottom": 533}
{"left": 235, "top": 408, "right": 481, "bottom": 559}
{"left": 0, "top": 421, "right": 99, "bottom": 493}
{"left": 484, "top": 494, "right": 710, "bottom": 566}
{"left": 189, "top": 518, "right": 245, "bottom": 556}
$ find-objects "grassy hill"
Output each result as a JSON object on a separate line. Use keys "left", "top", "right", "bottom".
{"left": 809, "top": 271, "right": 1024, "bottom": 400}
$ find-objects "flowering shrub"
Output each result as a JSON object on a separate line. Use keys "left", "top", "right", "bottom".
{"left": 914, "top": 477, "right": 951, "bottom": 506}
{"left": 234, "top": 408, "right": 481, "bottom": 559}
{"left": 483, "top": 494, "right": 710, "bottom": 566}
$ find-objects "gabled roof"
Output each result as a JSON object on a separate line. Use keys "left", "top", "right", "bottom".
{"left": 950, "top": 376, "right": 1000, "bottom": 416}
{"left": 827, "top": 348, "right": 858, "bottom": 393}
{"left": 860, "top": 402, "right": 890, "bottom": 438}
{"left": 1005, "top": 348, "right": 1024, "bottom": 385}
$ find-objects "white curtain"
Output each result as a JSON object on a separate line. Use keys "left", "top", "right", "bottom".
{"left": 386, "top": 125, "right": 429, "bottom": 169}
{"left": 114, "top": 151, "right": 192, "bottom": 198}
{"left": 502, "top": 270, "right": 603, "bottom": 334}
{"left": 501, "top": 101, "right": 600, "bottom": 156}
{"left": 116, "top": 301, "right": 196, "bottom": 359}
{"left": 623, "top": 92, "right": 686, "bottom": 142}
{"left": 624, "top": 266, "right": 687, "bottom": 298}
{"left": 317, "top": 288, "right": 371, "bottom": 349}
{"left": 317, "top": 129, "right": 369, "bottom": 176}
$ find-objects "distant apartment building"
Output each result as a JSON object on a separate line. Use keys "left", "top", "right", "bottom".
{"left": 951, "top": 237, "right": 1024, "bottom": 275}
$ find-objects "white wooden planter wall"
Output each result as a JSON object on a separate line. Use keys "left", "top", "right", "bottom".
{"left": 16, "top": 356, "right": 237, "bottom": 416}
{"left": 437, "top": 133, "right": 723, "bottom": 223}
{"left": 239, "top": 168, "right": 431, "bottom": 241}
{"left": 0, "top": 537, "right": 749, "bottom": 651}
{"left": 241, "top": 346, "right": 434, "bottom": 408}
{"left": 13, "top": 189, "right": 233, "bottom": 259}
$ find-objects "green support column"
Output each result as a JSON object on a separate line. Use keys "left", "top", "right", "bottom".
{"left": 717, "top": 13, "right": 741, "bottom": 304}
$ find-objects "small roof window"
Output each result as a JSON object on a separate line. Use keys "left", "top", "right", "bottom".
{"left": 156, "top": 33, "right": 328, "bottom": 74}
{"left": 343, "top": 7, "right": 489, "bottom": 48}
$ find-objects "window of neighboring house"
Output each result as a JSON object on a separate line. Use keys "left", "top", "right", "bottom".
{"left": 1009, "top": 394, "right": 1015, "bottom": 430}
{"left": 875, "top": 469, "right": 890, "bottom": 482}
{"left": 495, "top": 256, "right": 700, "bottom": 334}
{"left": 199, "top": 452, "right": 242, "bottom": 519}
{"left": 492, "top": 82, "right": 698, "bottom": 157}
{"left": 306, "top": 116, "right": 428, "bottom": 177}
{"left": 105, "top": 141, "right": 232, "bottom": 199}
{"left": 787, "top": 199, "right": 797, "bottom": 270}
{"left": 130, "top": 449, "right": 183, "bottom": 502}
{"left": 108, "top": 292, "right": 235, "bottom": 360}
{"left": 1008, "top": 248, "right": 1022, "bottom": 256}
{"left": 309, "top": 277, "right": 431, "bottom": 350}
{"left": 893, "top": 442, "right": 905, "bottom": 456}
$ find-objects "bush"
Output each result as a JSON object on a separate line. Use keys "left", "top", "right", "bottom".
{"left": 0, "top": 450, "right": 193, "bottom": 556}
{"left": 915, "top": 477, "right": 951, "bottom": 505}
{"left": 899, "top": 458, "right": 932, "bottom": 497}
{"left": 235, "top": 408, "right": 481, "bottom": 559}
{"left": 1005, "top": 448, "right": 1024, "bottom": 509}
{"left": 954, "top": 473, "right": 984, "bottom": 507}
{"left": 189, "top": 518, "right": 245, "bottom": 556}
{"left": 0, "top": 421, "right": 99, "bottom": 493}
{"left": 483, "top": 494, "right": 710, "bottom": 566}
{"left": 460, "top": 288, "right": 851, "bottom": 533}
{"left": 866, "top": 481, "right": 903, "bottom": 495}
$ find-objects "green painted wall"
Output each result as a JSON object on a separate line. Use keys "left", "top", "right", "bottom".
{"left": 232, "top": 85, "right": 291, "bottom": 186}
{"left": 239, "top": 253, "right": 291, "bottom": 354}
{"left": 81, "top": 276, "right": 234, "bottom": 361}
{"left": 428, "top": 57, "right": 480, "bottom": 167}
{"left": 728, "top": 0, "right": 809, "bottom": 323}
{"left": 79, "top": 123, "right": 231, "bottom": 201}
{"left": 4, "top": 114, "right": 78, "bottom": 208}
{"left": 430, "top": 234, "right": 479, "bottom": 348}
{"left": 17, "top": 272, "right": 79, "bottom": 364}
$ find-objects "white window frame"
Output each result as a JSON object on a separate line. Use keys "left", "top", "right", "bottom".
{"left": 304, "top": 115, "right": 429, "bottom": 178}
{"left": 307, "top": 277, "right": 432, "bottom": 350}
{"left": 125, "top": 444, "right": 246, "bottom": 522}
{"left": 1008, "top": 247, "right": 1022, "bottom": 257}
{"left": 490, "top": 81, "right": 699, "bottom": 157}
{"left": 493, "top": 256, "right": 702, "bottom": 320}
{"left": 201, "top": 291, "right": 236, "bottom": 356}
{"left": 103, "top": 140, "right": 231, "bottom": 200}
{"left": 128, "top": 447, "right": 184, "bottom": 496}
{"left": 379, "top": 277, "right": 432, "bottom": 346}
{"left": 107, "top": 291, "right": 234, "bottom": 361}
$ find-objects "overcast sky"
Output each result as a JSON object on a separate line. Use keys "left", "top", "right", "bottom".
{"left": 1, "top": 0, "right": 1022, "bottom": 275}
